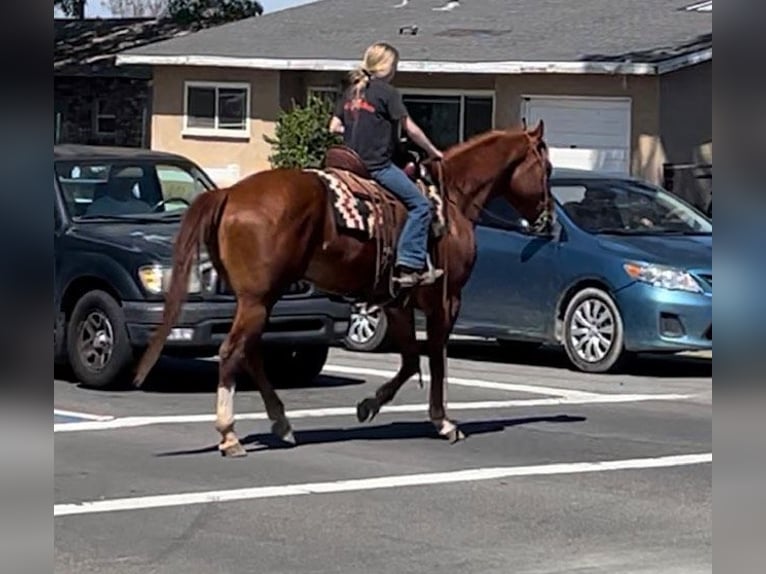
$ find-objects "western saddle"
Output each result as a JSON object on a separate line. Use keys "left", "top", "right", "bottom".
{"left": 320, "top": 143, "right": 445, "bottom": 294}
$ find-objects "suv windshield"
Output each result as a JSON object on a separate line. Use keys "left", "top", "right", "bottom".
{"left": 55, "top": 159, "right": 215, "bottom": 221}
{"left": 552, "top": 178, "right": 712, "bottom": 235}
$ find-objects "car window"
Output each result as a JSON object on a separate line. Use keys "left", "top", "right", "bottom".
{"left": 54, "top": 159, "right": 214, "bottom": 220}
{"left": 478, "top": 197, "right": 524, "bottom": 230}
{"left": 156, "top": 164, "right": 209, "bottom": 211}
{"left": 552, "top": 179, "right": 712, "bottom": 235}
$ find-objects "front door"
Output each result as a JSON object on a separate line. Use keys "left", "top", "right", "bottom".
{"left": 459, "top": 197, "right": 562, "bottom": 339}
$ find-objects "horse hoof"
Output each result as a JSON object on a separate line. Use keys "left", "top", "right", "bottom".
{"left": 356, "top": 398, "right": 380, "bottom": 423}
{"left": 272, "top": 419, "right": 296, "bottom": 445}
{"left": 220, "top": 441, "right": 247, "bottom": 458}
{"left": 447, "top": 428, "right": 466, "bottom": 444}
{"left": 437, "top": 420, "right": 465, "bottom": 444}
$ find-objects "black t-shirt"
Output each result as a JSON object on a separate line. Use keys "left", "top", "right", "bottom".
{"left": 334, "top": 78, "right": 409, "bottom": 171}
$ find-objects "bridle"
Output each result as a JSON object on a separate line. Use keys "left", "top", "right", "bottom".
{"left": 425, "top": 140, "right": 554, "bottom": 232}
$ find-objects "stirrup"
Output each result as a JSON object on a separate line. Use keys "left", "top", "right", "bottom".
{"left": 393, "top": 257, "right": 444, "bottom": 288}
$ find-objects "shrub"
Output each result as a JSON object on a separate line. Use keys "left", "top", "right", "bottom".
{"left": 264, "top": 95, "right": 343, "bottom": 169}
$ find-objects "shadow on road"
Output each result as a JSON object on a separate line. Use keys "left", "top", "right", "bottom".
{"left": 154, "top": 414, "right": 586, "bottom": 457}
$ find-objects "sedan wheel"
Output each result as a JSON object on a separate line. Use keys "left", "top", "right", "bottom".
{"left": 344, "top": 303, "right": 390, "bottom": 352}
{"left": 562, "top": 287, "right": 625, "bottom": 373}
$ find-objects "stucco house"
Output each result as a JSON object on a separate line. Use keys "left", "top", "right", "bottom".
{"left": 115, "top": 0, "right": 712, "bottom": 198}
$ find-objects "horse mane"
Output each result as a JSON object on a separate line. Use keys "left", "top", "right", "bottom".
{"left": 438, "top": 126, "right": 530, "bottom": 198}
{"left": 442, "top": 128, "right": 516, "bottom": 161}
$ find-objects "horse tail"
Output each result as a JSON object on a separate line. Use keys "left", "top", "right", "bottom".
{"left": 133, "top": 188, "right": 229, "bottom": 387}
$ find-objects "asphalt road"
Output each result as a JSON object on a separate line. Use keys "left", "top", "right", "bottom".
{"left": 54, "top": 343, "right": 712, "bottom": 574}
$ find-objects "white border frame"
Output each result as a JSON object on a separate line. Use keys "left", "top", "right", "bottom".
{"left": 183, "top": 80, "right": 251, "bottom": 139}
{"left": 520, "top": 94, "right": 633, "bottom": 172}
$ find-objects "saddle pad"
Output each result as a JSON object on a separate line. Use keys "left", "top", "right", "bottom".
{"left": 306, "top": 168, "right": 446, "bottom": 239}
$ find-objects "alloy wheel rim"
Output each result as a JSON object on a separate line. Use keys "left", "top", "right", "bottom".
{"left": 569, "top": 298, "right": 615, "bottom": 363}
{"left": 77, "top": 310, "right": 114, "bottom": 371}
{"left": 347, "top": 304, "right": 381, "bottom": 345}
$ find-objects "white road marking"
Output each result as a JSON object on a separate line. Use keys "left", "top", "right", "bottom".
{"left": 54, "top": 393, "right": 691, "bottom": 433}
{"left": 54, "top": 452, "right": 711, "bottom": 517}
{"left": 324, "top": 363, "right": 603, "bottom": 399}
{"left": 54, "top": 408, "right": 114, "bottom": 422}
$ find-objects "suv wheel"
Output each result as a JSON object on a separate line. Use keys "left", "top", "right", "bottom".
{"left": 562, "top": 287, "right": 625, "bottom": 373}
{"left": 66, "top": 290, "right": 134, "bottom": 388}
{"left": 264, "top": 345, "right": 329, "bottom": 388}
{"left": 345, "top": 303, "right": 390, "bottom": 352}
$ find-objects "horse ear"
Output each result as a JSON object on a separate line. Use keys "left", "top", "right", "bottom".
{"left": 529, "top": 119, "right": 545, "bottom": 139}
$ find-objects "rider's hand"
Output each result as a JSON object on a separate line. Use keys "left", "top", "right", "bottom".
{"left": 430, "top": 148, "right": 444, "bottom": 160}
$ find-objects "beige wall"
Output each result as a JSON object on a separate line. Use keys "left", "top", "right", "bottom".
{"left": 286, "top": 70, "right": 663, "bottom": 182}
{"left": 152, "top": 65, "right": 712, "bottom": 189}
{"left": 151, "top": 66, "right": 281, "bottom": 185}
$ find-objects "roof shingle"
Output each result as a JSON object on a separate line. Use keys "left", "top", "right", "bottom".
{"left": 119, "top": 0, "right": 712, "bottom": 67}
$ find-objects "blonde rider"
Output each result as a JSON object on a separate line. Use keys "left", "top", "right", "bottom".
{"left": 329, "top": 42, "right": 444, "bottom": 287}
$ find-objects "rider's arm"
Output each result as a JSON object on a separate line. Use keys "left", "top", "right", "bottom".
{"left": 402, "top": 116, "right": 443, "bottom": 159}
{"left": 329, "top": 115, "right": 345, "bottom": 134}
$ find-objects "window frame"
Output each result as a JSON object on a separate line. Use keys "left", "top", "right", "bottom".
{"left": 399, "top": 88, "right": 496, "bottom": 143}
{"left": 307, "top": 86, "right": 341, "bottom": 104}
{"left": 93, "top": 98, "right": 117, "bottom": 137}
{"left": 183, "top": 81, "right": 251, "bottom": 139}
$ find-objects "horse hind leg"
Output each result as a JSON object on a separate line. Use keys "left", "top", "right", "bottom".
{"left": 242, "top": 333, "right": 295, "bottom": 446}
{"left": 215, "top": 309, "right": 254, "bottom": 458}
{"left": 356, "top": 305, "right": 420, "bottom": 423}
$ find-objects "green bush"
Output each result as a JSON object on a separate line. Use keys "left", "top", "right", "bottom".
{"left": 264, "top": 95, "right": 343, "bottom": 169}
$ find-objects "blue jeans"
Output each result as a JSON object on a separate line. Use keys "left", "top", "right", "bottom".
{"left": 370, "top": 163, "right": 432, "bottom": 270}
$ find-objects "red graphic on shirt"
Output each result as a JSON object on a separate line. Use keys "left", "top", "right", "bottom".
{"left": 344, "top": 97, "right": 376, "bottom": 116}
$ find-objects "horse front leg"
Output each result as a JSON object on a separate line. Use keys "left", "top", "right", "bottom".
{"left": 426, "top": 296, "right": 465, "bottom": 443}
{"left": 356, "top": 305, "right": 420, "bottom": 423}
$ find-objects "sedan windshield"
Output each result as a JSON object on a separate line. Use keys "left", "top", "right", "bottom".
{"left": 552, "top": 178, "right": 712, "bottom": 235}
{"left": 55, "top": 159, "right": 215, "bottom": 221}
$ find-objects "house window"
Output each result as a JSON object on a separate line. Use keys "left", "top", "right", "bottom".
{"left": 307, "top": 86, "right": 340, "bottom": 106}
{"left": 306, "top": 86, "right": 495, "bottom": 150}
{"left": 184, "top": 82, "right": 250, "bottom": 136}
{"left": 94, "top": 99, "right": 117, "bottom": 137}
{"left": 401, "top": 92, "right": 494, "bottom": 150}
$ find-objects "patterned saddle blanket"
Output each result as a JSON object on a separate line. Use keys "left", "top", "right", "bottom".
{"left": 306, "top": 167, "right": 446, "bottom": 240}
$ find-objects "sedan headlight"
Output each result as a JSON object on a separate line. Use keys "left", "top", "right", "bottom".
{"left": 623, "top": 262, "right": 702, "bottom": 293}
{"left": 138, "top": 264, "right": 201, "bottom": 295}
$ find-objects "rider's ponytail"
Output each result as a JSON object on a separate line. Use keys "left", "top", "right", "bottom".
{"left": 348, "top": 42, "right": 399, "bottom": 99}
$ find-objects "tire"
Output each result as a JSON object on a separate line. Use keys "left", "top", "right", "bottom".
{"left": 562, "top": 287, "right": 625, "bottom": 373}
{"left": 263, "top": 345, "right": 329, "bottom": 388}
{"left": 344, "top": 303, "right": 390, "bottom": 352}
{"left": 66, "top": 290, "right": 134, "bottom": 389}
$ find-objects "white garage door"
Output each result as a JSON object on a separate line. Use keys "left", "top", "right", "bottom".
{"left": 521, "top": 96, "right": 631, "bottom": 174}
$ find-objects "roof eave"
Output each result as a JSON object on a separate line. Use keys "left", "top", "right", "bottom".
{"left": 116, "top": 48, "right": 711, "bottom": 75}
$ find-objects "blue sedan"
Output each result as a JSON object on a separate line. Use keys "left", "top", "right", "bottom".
{"left": 345, "top": 168, "right": 712, "bottom": 373}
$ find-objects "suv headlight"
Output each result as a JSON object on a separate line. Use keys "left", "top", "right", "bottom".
{"left": 138, "top": 264, "right": 201, "bottom": 295}
{"left": 623, "top": 262, "right": 702, "bottom": 293}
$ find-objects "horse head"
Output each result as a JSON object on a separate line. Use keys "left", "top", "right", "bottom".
{"left": 504, "top": 120, "right": 553, "bottom": 233}
{"left": 436, "top": 121, "right": 554, "bottom": 233}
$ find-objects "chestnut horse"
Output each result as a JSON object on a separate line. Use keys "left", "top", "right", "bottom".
{"left": 134, "top": 121, "right": 552, "bottom": 457}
